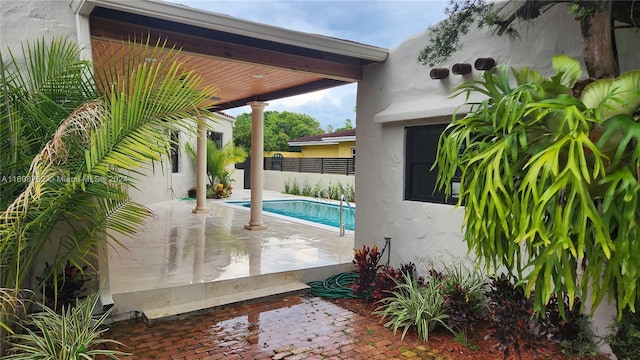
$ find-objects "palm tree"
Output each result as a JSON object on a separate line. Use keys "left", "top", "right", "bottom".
{"left": 0, "top": 37, "right": 217, "bottom": 345}
{"left": 185, "top": 139, "right": 247, "bottom": 197}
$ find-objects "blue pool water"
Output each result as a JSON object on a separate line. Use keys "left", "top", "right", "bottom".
{"left": 229, "top": 199, "right": 355, "bottom": 230}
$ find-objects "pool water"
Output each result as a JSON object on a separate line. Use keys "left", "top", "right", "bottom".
{"left": 229, "top": 199, "right": 355, "bottom": 230}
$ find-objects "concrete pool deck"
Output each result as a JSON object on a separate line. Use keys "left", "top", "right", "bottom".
{"left": 106, "top": 189, "right": 355, "bottom": 321}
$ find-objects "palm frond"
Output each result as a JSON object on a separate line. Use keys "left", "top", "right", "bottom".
{"left": 0, "top": 36, "right": 217, "bottom": 301}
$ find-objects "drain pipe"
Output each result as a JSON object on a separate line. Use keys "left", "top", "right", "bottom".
{"left": 339, "top": 194, "right": 345, "bottom": 236}
{"left": 384, "top": 236, "right": 391, "bottom": 266}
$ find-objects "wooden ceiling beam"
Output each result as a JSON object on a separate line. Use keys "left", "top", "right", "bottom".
{"left": 89, "top": 17, "right": 362, "bottom": 82}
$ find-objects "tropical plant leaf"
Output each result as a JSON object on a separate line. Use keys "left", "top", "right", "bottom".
{"left": 436, "top": 55, "right": 640, "bottom": 317}
{"left": 581, "top": 70, "right": 640, "bottom": 119}
{"left": 0, "top": 37, "right": 218, "bottom": 345}
{"left": 551, "top": 54, "right": 583, "bottom": 89}
{"left": 596, "top": 114, "right": 640, "bottom": 166}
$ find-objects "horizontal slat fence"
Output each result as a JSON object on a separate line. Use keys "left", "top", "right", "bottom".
{"left": 264, "top": 156, "right": 355, "bottom": 175}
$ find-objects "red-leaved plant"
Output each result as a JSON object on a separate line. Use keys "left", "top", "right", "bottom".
{"left": 352, "top": 245, "right": 383, "bottom": 302}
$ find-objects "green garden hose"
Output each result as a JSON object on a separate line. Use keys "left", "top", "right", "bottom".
{"left": 308, "top": 240, "right": 390, "bottom": 299}
{"left": 307, "top": 272, "right": 359, "bottom": 299}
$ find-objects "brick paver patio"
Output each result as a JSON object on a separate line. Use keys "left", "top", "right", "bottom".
{"left": 99, "top": 294, "right": 435, "bottom": 360}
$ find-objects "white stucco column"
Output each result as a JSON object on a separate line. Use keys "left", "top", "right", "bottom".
{"left": 193, "top": 120, "right": 208, "bottom": 214}
{"left": 244, "top": 101, "right": 268, "bottom": 230}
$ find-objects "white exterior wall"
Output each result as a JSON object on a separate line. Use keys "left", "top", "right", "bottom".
{"left": 127, "top": 114, "right": 236, "bottom": 205}
{"left": 0, "top": 1, "right": 77, "bottom": 51}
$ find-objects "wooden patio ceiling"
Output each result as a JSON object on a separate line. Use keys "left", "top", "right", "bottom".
{"left": 88, "top": 6, "right": 383, "bottom": 111}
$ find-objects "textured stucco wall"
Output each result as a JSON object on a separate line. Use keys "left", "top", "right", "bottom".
{"left": 0, "top": 1, "right": 77, "bottom": 52}
{"left": 356, "top": 3, "right": 638, "bottom": 353}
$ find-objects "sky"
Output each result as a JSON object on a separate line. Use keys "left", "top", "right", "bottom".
{"left": 169, "top": 0, "right": 450, "bottom": 131}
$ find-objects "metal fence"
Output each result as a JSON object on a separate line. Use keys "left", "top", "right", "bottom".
{"left": 265, "top": 156, "right": 355, "bottom": 175}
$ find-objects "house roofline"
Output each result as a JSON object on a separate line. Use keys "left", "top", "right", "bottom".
{"left": 325, "top": 136, "right": 356, "bottom": 142}
{"left": 288, "top": 135, "right": 356, "bottom": 146}
{"left": 288, "top": 141, "right": 334, "bottom": 147}
{"left": 215, "top": 111, "right": 236, "bottom": 121}
{"left": 68, "top": 0, "right": 388, "bottom": 62}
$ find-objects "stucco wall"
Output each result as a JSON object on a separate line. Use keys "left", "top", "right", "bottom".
{"left": 0, "top": 1, "right": 77, "bottom": 52}
{"left": 356, "top": 3, "right": 638, "bottom": 352}
{"left": 127, "top": 115, "right": 236, "bottom": 205}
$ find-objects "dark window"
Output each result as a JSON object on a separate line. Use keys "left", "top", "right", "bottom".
{"left": 170, "top": 131, "right": 179, "bottom": 173}
{"left": 207, "top": 131, "right": 223, "bottom": 149}
{"left": 404, "top": 124, "right": 456, "bottom": 204}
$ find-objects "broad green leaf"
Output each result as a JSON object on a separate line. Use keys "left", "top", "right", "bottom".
{"left": 552, "top": 55, "right": 583, "bottom": 88}
{"left": 582, "top": 70, "right": 640, "bottom": 119}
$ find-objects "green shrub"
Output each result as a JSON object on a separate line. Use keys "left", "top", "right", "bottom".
{"left": 290, "top": 179, "right": 300, "bottom": 195}
{"left": 301, "top": 179, "right": 312, "bottom": 196}
{"left": 282, "top": 178, "right": 356, "bottom": 202}
{"left": 554, "top": 310, "right": 596, "bottom": 357}
{"left": 484, "top": 275, "right": 595, "bottom": 359}
{"left": 344, "top": 183, "right": 355, "bottom": 202}
{"left": 283, "top": 179, "right": 291, "bottom": 193}
{"left": 328, "top": 181, "right": 342, "bottom": 200}
{"left": 5, "top": 294, "right": 128, "bottom": 359}
{"left": 428, "top": 260, "right": 487, "bottom": 347}
{"left": 38, "top": 261, "right": 93, "bottom": 313}
{"left": 374, "top": 273, "right": 449, "bottom": 341}
{"left": 606, "top": 310, "right": 640, "bottom": 360}
{"left": 312, "top": 181, "right": 325, "bottom": 198}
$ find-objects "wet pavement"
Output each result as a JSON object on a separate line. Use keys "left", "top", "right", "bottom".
{"left": 108, "top": 191, "right": 353, "bottom": 295}
{"left": 99, "top": 294, "right": 427, "bottom": 360}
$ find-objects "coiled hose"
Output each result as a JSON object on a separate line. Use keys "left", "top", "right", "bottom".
{"left": 307, "top": 272, "right": 359, "bottom": 299}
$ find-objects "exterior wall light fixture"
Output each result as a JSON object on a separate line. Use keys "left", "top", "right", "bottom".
{"left": 430, "top": 68, "right": 449, "bottom": 79}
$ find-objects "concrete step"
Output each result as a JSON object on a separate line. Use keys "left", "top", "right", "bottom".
{"left": 108, "top": 263, "right": 353, "bottom": 323}
{"left": 143, "top": 281, "right": 310, "bottom": 322}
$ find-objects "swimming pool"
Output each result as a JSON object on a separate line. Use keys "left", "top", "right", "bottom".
{"left": 228, "top": 199, "right": 355, "bottom": 230}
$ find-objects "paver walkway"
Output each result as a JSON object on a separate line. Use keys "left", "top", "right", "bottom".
{"left": 99, "top": 294, "right": 437, "bottom": 360}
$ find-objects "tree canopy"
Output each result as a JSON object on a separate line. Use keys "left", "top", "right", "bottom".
{"left": 232, "top": 110, "right": 324, "bottom": 152}
{"left": 420, "top": 0, "right": 639, "bottom": 78}
{"left": 335, "top": 118, "right": 354, "bottom": 132}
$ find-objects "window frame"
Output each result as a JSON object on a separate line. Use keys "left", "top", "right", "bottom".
{"left": 170, "top": 131, "right": 179, "bottom": 173}
{"left": 404, "top": 123, "right": 458, "bottom": 204}
{"left": 207, "top": 131, "right": 223, "bottom": 150}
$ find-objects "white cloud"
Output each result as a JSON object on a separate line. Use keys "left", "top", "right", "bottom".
{"left": 225, "top": 84, "right": 357, "bottom": 131}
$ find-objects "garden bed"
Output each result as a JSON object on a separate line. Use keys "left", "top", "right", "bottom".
{"left": 330, "top": 297, "right": 611, "bottom": 360}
